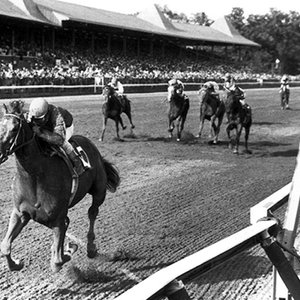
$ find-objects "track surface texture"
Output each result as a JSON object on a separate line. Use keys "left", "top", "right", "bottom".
{"left": 1, "top": 88, "right": 300, "bottom": 300}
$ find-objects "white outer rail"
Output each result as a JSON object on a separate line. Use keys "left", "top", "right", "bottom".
{"left": 115, "top": 184, "right": 290, "bottom": 300}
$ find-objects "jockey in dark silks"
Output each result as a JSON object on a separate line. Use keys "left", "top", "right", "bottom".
{"left": 28, "top": 98, "right": 88, "bottom": 175}
{"left": 167, "top": 78, "right": 189, "bottom": 102}
{"left": 107, "top": 77, "right": 127, "bottom": 108}
{"left": 223, "top": 73, "right": 251, "bottom": 120}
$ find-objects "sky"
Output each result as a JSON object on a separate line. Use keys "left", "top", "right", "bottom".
{"left": 61, "top": 0, "right": 300, "bottom": 20}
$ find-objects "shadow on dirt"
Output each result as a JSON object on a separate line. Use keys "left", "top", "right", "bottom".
{"left": 268, "top": 149, "right": 298, "bottom": 157}
{"left": 253, "top": 121, "right": 284, "bottom": 126}
{"left": 191, "top": 251, "right": 271, "bottom": 285}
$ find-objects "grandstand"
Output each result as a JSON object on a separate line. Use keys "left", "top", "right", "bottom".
{"left": 0, "top": 0, "right": 271, "bottom": 97}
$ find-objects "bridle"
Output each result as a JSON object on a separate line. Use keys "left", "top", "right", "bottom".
{"left": 0, "top": 113, "right": 35, "bottom": 164}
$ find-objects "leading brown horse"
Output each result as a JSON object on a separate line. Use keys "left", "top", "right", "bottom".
{"left": 167, "top": 87, "right": 190, "bottom": 141}
{"left": 100, "top": 85, "right": 135, "bottom": 141}
{"left": 0, "top": 100, "right": 120, "bottom": 273}
{"left": 197, "top": 86, "right": 225, "bottom": 144}
{"left": 224, "top": 88, "right": 252, "bottom": 154}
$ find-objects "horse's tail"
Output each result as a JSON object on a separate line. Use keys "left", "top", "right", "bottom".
{"left": 103, "top": 158, "right": 120, "bottom": 193}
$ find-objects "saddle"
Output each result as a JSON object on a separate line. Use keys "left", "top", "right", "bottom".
{"left": 49, "top": 141, "right": 90, "bottom": 176}
{"left": 35, "top": 138, "right": 91, "bottom": 207}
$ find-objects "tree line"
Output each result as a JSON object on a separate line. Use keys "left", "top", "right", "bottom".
{"left": 160, "top": 5, "right": 300, "bottom": 75}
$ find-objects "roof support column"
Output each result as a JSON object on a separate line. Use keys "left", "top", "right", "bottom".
{"left": 91, "top": 32, "right": 95, "bottom": 53}
{"left": 51, "top": 28, "right": 55, "bottom": 50}
{"left": 149, "top": 38, "right": 153, "bottom": 56}
{"left": 123, "top": 36, "right": 127, "bottom": 56}
{"left": 161, "top": 41, "right": 165, "bottom": 58}
{"left": 41, "top": 30, "right": 45, "bottom": 54}
{"left": 72, "top": 29, "right": 76, "bottom": 50}
{"left": 11, "top": 28, "right": 15, "bottom": 55}
{"left": 137, "top": 38, "right": 140, "bottom": 57}
{"left": 107, "top": 34, "right": 111, "bottom": 56}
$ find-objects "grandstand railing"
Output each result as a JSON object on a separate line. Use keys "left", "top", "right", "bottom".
{"left": 114, "top": 181, "right": 300, "bottom": 300}
{"left": 1, "top": 81, "right": 299, "bottom": 99}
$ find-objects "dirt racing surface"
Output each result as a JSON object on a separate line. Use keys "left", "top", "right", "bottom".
{"left": 1, "top": 87, "right": 300, "bottom": 300}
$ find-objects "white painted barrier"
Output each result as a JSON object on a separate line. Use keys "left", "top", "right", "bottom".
{"left": 115, "top": 182, "right": 293, "bottom": 300}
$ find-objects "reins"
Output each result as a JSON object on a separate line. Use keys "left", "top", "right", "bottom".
{"left": 1, "top": 113, "right": 35, "bottom": 162}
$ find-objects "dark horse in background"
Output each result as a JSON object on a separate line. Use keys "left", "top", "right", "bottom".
{"left": 100, "top": 85, "right": 135, "bottom": 141}
{"left": 167, "top": 85, "right": 190, "bottom": 141}
{"left": 0, "top": 100, "right": 120, "bottom": 273}
{"left": 197, "top": 85, "right": 225, "bottom": 144}
{"left": 224, "top": 87, "right": 252, "bottom": 154}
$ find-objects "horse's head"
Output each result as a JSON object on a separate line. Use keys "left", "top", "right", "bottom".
{"left": 231, "top": 86, "right": 245, "bottom": 101}
{"left": 198, "top": 85, "right": 211, "bottom": 103}
{"left": 170, "top": 84, "right": 184, "bottom": 102}
{"left": 102, "top": 85, "right": 115, "bottom": 98}
{"left": 0, "top": 100, "right": 31, "bottom": 163}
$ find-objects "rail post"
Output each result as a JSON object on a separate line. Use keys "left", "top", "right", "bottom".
{"left": 164, "top": 280, "right": 191, "bottom": 300}
{"left": 260, "top": 231, "right": 300, "bottom": 300}
{"left": 273, "top": 140, "right": 300, "bottom": 299}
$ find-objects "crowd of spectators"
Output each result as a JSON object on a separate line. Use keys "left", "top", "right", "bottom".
{"left": 0, "top": 45, "right": 292, "bottom": 87}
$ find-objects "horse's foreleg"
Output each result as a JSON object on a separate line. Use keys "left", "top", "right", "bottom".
{"left": 99, "top": 117, "right": 107, "bottom": 141}
{"left": 244, "top": 126, "right": 251, "bottom": 154}
{"left": 50, "top": 217, "right": 70, "bottom": 273}
{"left": 197, "top": 118, "right": 205, "bottom": 138}
{"left": 114, "top": 119, "right": 121, "bottom": 140}
{"left": 125, "top": 109, "right": 135, "bottom": 130}
{"left": 177, "top": 116, "right": 186, "bottom": 141}
{"left": 226, "top": 125, "right": 233, "bottom": 150}
{"left": 234, "top": 124, "right": 243, "bottom": 154}
{"left": 168, "top": 118, "right": 174, "bottom": 138}
{"left": 1, "top": 208, "right": 29, "bottom": 271}
{"left": 118, "top": 116, "right": 126, "bottom": 130}
{"left": 211, "top": 121, "right": 218, "bottom": 143}
{"left": 87, "top": 199, "right": 102, "bottom": 258}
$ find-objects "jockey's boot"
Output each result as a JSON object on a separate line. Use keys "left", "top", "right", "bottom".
{"left": 69, "top": 150, "right": 86, "bottom": 176}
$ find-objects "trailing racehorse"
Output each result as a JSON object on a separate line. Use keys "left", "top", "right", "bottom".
{"left": 224, "top": 88, "right": 252, "bottom": 154}
{"left": 0, "top": 100, "right": 120, "bottom": 273}
{"left": 197, "top": 85, "right": 225, "bottom": 144}
{"left": 279, "top": 85, "right": 290, "bottom": 110}
{"left": 167, "top": 86, "right": 190, "bottom": 141}
{"left": 100, "top": 85, "right": 135, "bottom": 141}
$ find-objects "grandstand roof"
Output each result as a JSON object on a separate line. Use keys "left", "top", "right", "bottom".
{"left": 0, "top": 0, "right": 48, "bottom": 23}
{"left": 5, "top": 0, "right": 260, "bottom": 47}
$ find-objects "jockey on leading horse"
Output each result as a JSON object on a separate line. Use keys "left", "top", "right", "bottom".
{"left": 223, "top": 73, "right": 250, "bottom": 109}
{"left": 28, "top": 98, "right": 89, "bottom": 176}
{"left": 167, "top": 78, "right": 189, "bottom": 102}
{"left": 107, "top": 76, "right": 128, "bottom": 108}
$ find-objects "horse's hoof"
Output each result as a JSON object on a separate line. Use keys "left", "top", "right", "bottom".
{"left": 176, "top": 138, "right": 181, "bottom": 142}
{"left": 196, "top": 135, "right": 200, "bottom": 138}
{"left": 99, "top": 138, "right": 103, "bottom": 142}
{"left": 8, "top": 258, "right": 24, "bottom": 271}
{"left": 51, "top": 262, "right": 63, "bottom": 273}
{"left": 233, "top": 150, "right": 239, "bottom": 154}
{"left": 122, "top": 126, "right": 127, "bottom": 130}
{"left": 66, "top": 242, "right": 78, "bottom": 256}
{"left": 87, "top": 248, "right": 97, "bottom": 259}
{"left": 131, "top": 125, "right": 135, "bottom": 129}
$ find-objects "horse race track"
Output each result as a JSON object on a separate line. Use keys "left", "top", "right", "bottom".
{"left": 1, "top": 87, "right": 300, "bottom": 300}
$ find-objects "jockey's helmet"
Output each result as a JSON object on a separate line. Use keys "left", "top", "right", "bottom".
{"left": 224, "top": 73, "right": 231, "bottom": 81}
{"left": 29, "top": 98, "right": 49, "bottom": 119}
{"left": 282, "top": 74, "right": 288, "bottom": 81}
{"left": 111, "top": 77, "right": 118, "bottom": 85}
{"left": 169, "top": 78, "right": 177, "bottom": 86}
{"left": 204, "top": 82, "right": 213, "bottom": 89}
